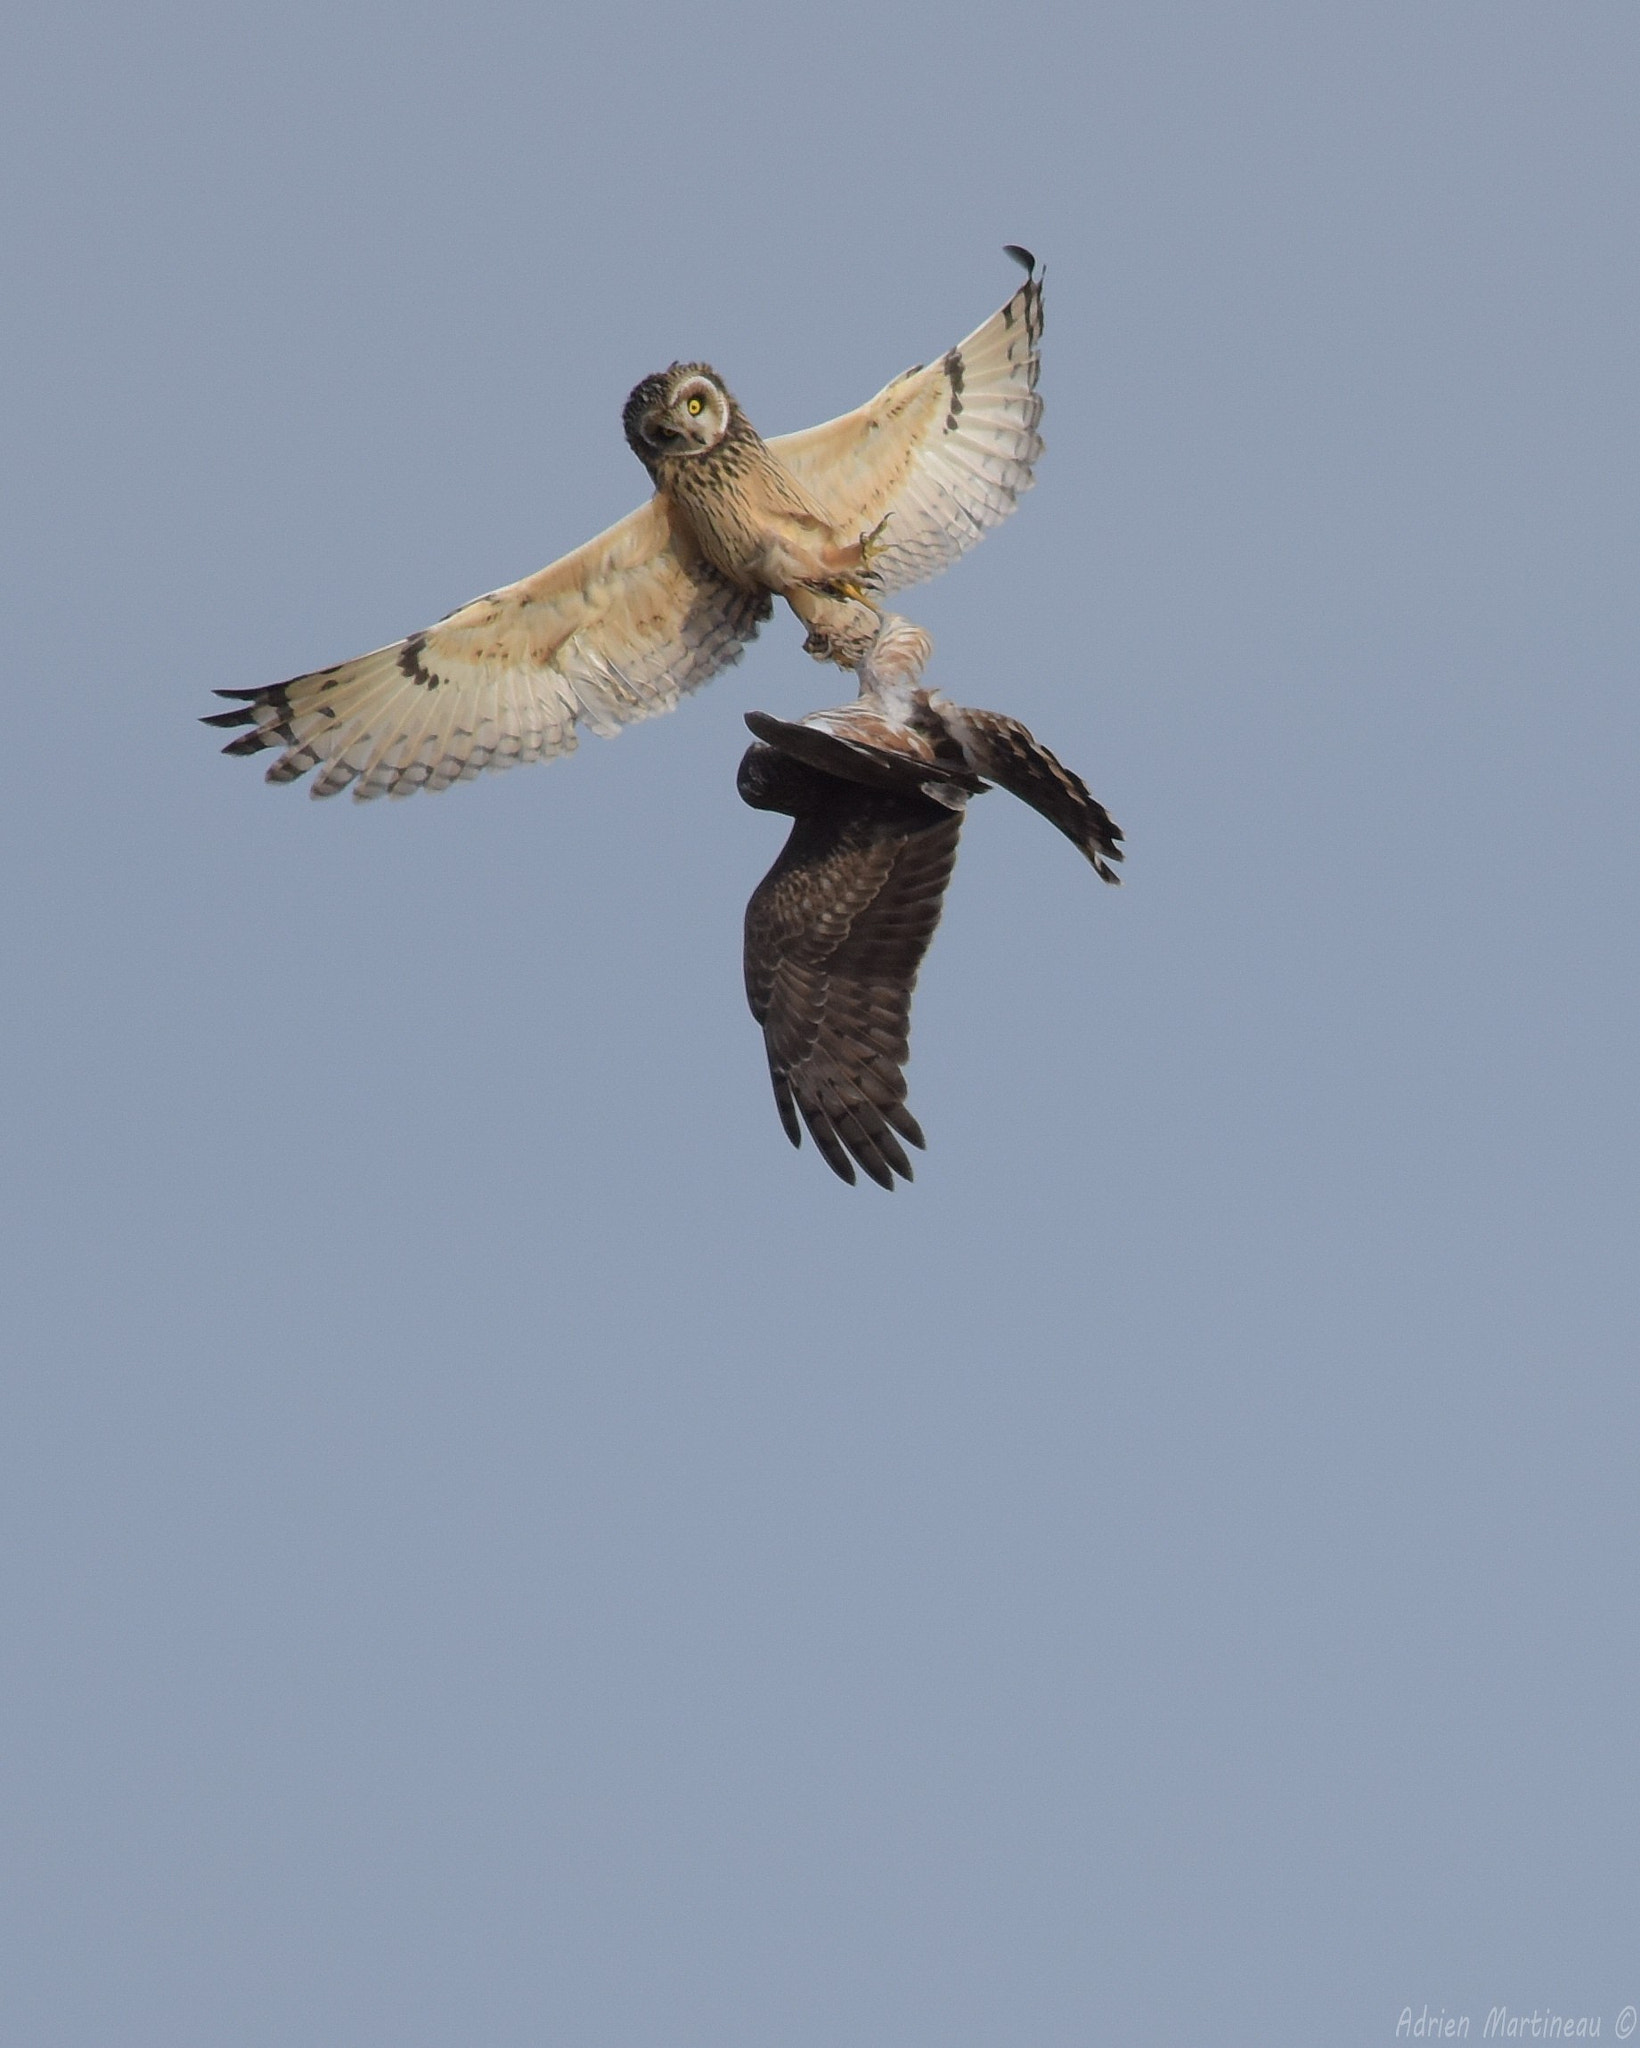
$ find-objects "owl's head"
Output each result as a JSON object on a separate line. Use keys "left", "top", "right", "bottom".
{"left": 622, "top": 363, "right": 735, "bottom": 474}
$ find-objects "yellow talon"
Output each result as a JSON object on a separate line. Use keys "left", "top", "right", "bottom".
{"left": 858, "top": 514, "right": 891, "bottom": 574}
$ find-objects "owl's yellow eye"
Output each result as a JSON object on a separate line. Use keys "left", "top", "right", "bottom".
{"left": 686, "top": 395, "right": 704, "bottom": 416}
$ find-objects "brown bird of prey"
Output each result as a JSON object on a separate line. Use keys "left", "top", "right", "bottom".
{"left": 738, "top": 615, "right": 1122, "bottom": 1189}
{"left": 206, "top": 252, "right": 1045, "bottom": 801}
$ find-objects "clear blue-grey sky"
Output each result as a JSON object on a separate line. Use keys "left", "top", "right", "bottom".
{"left": 3, "top": 3, "right": 1636, "bottom": 2042}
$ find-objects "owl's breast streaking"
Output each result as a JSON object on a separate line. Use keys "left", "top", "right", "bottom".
{"left": 655, "top": 416, "right": 879, "bottom": 663}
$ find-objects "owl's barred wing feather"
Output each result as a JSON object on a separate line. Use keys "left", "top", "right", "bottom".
{"left": 744, "top": 795, "right": 964, "bottom": 1189}
{"left": 766, "top": 267, "right": 1044, "bottom": 594}
{"left": 205, "top": 498, "right": 768, "bottom": 799}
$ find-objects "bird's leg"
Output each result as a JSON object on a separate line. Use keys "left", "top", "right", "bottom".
{"left": 813, "top": 516, "right": 892, "bottom": 607}
{"left": 787, "top": 585, "right": 882, "bottom": 669}
{"left": 855, "top": 514, "right": 891, "bottom": 588}
{"left": 802, "top": 516, "right": 890, "bottom": 607}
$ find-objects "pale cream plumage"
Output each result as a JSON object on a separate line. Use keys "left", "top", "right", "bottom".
{"left": 768, "top": 268, "right": 1045, "bottom": 594}
{"left": 207, "top": 257, "right": 1045, "bottom": 800}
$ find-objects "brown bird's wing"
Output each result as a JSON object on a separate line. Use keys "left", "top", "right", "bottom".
{"left": 205, "top": 498, "right": 768, "bottom": 799}
{"left": 955, "top": 708, "right": 1125, "bottom": 882}
{"left": 765, "top": 265, "right": 1044, "bottom": 594}
{"left": 743, "top": 710, "right": 982, "bottom": 800}
{"left": 744, "top": 793, "right": 964, "bottom": 1188}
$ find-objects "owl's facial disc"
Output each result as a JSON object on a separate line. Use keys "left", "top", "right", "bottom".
{"left": 622, "top": 364, "right": 729, "bottom": 470}
{"left": 659, "top": 373, "right": 727, "bottom": 453}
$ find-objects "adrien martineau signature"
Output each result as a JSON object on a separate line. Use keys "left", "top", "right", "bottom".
{"left": 1394, "top": 2007, "right": 1635, "bottom": 2040}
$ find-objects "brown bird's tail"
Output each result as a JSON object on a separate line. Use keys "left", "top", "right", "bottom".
{"left": 954, "top": 709, "right": 1124, "bottom": 882}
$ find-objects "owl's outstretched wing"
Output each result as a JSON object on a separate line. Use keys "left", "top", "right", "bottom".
{"left": 765, "top": 260, "right": 1044, "bottom": 595}
{"left": 744, "top": 788, "right": 964, "bottom": 1188}
{"left": 205, "top": 498, "right": 768, "bottom": 800}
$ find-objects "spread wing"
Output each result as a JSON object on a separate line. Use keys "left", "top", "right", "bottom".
{"left": 205, "top": 497, "right": 769, "bottom": 799}
{"left": 766, "top": 263, "right": 1044, "bottom": 594}
{"left": 954, "top": 708, "right": 1125, "bottom": 881}
{"left": 744, "top": 791, "right": 963, "bottom": 1188}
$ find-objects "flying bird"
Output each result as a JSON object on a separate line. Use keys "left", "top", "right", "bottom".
{"left": 206, "top": 253, "right": 1045, "bottom": 801}
{"left": 738, "top": 616, "right": 1122, "bottom": 1188}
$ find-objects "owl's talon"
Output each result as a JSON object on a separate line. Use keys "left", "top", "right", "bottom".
{"left": 857, "top": 514, "right": 891, "bottom": 576}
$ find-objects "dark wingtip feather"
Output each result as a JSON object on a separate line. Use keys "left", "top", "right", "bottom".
{"left": 815, "top": 1132, "right": 858, "bottom": 1187}
{"left": 1003, "top": 244, "right": 1037, "bottom": 275}
{"left": 770, "top": 1066, "right": 804, "bottom": 1151}
{"left": 1087, "top": 815, "right": 1126, "bottom": 883}
{"left": 884, "top": 1102, "right": 928, "bottom": 1152}
{"left": 854, "top": 1149, "right": 896, "bottom": 1191}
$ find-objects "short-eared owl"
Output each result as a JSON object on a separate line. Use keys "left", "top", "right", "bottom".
{"left": 207, "top": 253, "right": 1045, "bottom": 800}
{"left": 739, "top": 615, "right": 1122, "bottom": 1189}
